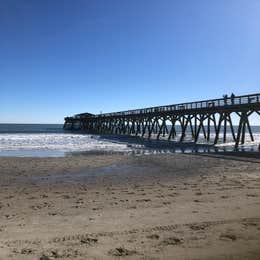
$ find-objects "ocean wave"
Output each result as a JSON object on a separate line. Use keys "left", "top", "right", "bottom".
{"left": 0, "top": 133, "right": 132, "bottom": 153}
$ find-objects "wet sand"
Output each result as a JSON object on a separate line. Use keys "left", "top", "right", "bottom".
{"left": 0, "top": 153, "right": 260, "bottom": 259}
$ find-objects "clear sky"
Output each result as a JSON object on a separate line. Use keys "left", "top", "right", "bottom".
{"left": 1, "top": 0, "right": 260, "bottom": 124}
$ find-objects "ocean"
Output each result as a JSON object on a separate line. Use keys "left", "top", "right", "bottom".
{"left": 0, "top": 124, "right": 260, "bottom": 157}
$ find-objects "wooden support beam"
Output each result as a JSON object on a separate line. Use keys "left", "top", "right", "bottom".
{"left": 246, "top": 116, "right": 254, "bottom": 142}
{"left": 227, "top": 113, "right": 236, "bottom": 141}
{"left": 195, "top": 114, "right": 206, "bottom": 143}
{"left": 241, "top": 121, "right": 246, "bottom": 144}
{"left": 223, "top": 113, "right": 227, "bottom": 143}
{"left": 235, "top": 112, "right": 244, "bottom": 147}
{"left": 142, "top": 118, "right": 149, "bottom": 137}
{"left": 180, "top": 116, "right": 189, "bottom": 142}
{"left": 189, "top": 115, "right": 195, "bottom": 139}
{"left": 214, "top": 113, "right": 223, "bottom": 144}
{"left": 207, "top": 114, "right": 210, "bottom": 141}
{"left": 201, "top": 121, "right": 207, "bottom": 140}
{"left": 168, "top": 116, "right": 177, "bottom": 140}
{"left": 157, "top": 118, "right": 165, "bottom": 140}
{"left": 148, "top": 118, "right": 156, "bottom": 139}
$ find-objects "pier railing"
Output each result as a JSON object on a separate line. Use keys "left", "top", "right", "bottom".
{"left": 91, "top": 93, "right": 260, "bottom": 118}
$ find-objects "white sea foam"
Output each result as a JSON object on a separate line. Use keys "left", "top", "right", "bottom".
{"left": 215, "top": 133, "right": 260, "bottom": 149}
{"left": 0, "top": 133, "right": 132, "bottom": 154}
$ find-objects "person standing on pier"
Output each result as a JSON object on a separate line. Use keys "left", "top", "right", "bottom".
{"left": 231, "top": 93, "right": 235, "bottom": 105}
{"left": 223, "top": 94, "right": 228, "bottom": 105}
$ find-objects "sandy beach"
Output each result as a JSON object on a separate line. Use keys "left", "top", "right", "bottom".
{"left": 0, "top": 153, "right": 260, "bottom": 259}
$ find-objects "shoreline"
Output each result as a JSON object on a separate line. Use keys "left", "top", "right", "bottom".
{"left": 0, "top": 153, "right": 260, "bottom": 259}
{"left": 0, "top": 144, "right": 260, "bottom": 158}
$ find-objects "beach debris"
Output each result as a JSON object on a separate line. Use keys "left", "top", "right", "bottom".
{"left": 50, "top": 250, "right": 60, "bottom": 258}
{"left": 80, "top": 237, "right": 98, "bottom": 245}
{"left": 20, "top": 248, "right": 34, "bottom": 254}
{"left": 43, "top": 248, "right": 80, "bottom": 258}
{"left": 219, "top": 233, "right": 237, "bottom": 241}
{"left": 92, "top": 207, "right": 102, "bottom": 211}
{"left": 160, "top": 236, "right": 183, "bottom": 246}
{"left": 108, "top": 246, "right": 137, "bottom": 256}
{"left": 136, "top": 198, "right": 151, "bottom": 202}
{"left": 188, "top": 223, "right": 209, "bottom": 231}
{"left": 246, "top": 193, "right": 258, "bottom": 197}
{"left": 146, "top": 234, "right": 160, "bottom": 240}
{"left": 242, "top": 221, "right": 258, "bottom": 227}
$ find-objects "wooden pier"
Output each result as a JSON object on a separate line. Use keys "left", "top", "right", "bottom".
{"left": 64, "top": 93, "right": 260, "bottom": 147}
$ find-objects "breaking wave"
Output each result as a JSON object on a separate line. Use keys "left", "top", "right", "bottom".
{"left": 0, "top": 133, "right": 132, "bottom": 156}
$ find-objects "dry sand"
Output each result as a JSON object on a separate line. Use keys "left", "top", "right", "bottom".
{"left": 0, "top": 153, "right": 260, "bottom": 259}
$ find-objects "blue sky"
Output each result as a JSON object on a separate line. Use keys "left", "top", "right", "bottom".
{"left": 1, "top": 0, "right": 260, "bottom": 124}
